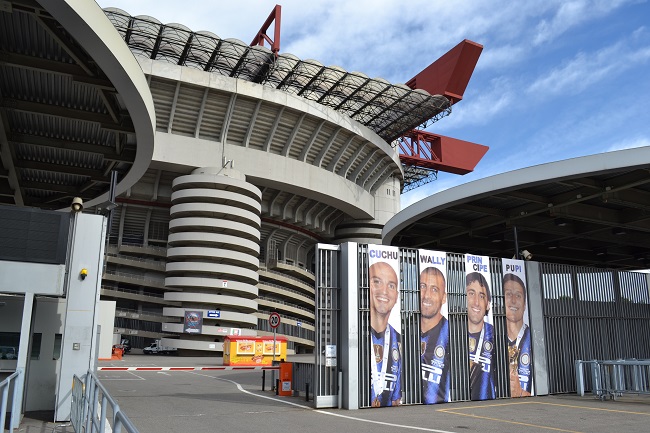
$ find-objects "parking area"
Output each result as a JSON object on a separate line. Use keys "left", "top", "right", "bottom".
{"left": 93, "top": 355, "right": 650, "bottom": 433}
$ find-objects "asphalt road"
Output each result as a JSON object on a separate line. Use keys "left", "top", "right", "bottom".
{"left": 96, "top": 355, "right": 650, "bottom": 433}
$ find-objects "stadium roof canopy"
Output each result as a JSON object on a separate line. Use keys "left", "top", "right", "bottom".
{"left": 383, "top": 147, "right": 650, "bottom": 270}
{"left": 103, "top": 8, "right": 452, "bottom": 144}
{"left": 0, "top": 0, "right": 155, "bottom": 210}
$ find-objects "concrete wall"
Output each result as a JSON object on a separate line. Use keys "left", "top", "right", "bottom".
{"left": 26, "top": 298, "right": 67, "bottom": 411}
{"left": 98, "top": 301, "right": 117, "bottom": 360}
{"left": 55, "top": 213, "right": 106, "bottom": 421}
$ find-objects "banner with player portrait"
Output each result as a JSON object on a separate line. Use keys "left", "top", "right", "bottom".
{"left": 367, "top": 245, "right": 402, "bottom": 407}
{"left": 418, "top": 249, "right": 450, "bottom": 404}
{"left": 501, "top": 258, "right": 534, "bottom": 397}
{"left": 183, "top": 310, "right": 203, "bottom": 334}
{"left": 465, "top": 254, "right": 496, "bottom": 400}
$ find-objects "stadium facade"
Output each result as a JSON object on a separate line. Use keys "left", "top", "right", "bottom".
{"left": 12, "top": 4, "right": 476, "bottom": 356}
{"left": 100, "top": 9, "right": 402, "bottom": 355}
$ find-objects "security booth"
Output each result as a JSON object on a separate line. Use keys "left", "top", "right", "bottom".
{"left": 222, "top": 336, "right": 287, "bottom": 366}
{"left": 0, "top": 205, "right": 107, "bottom": 423}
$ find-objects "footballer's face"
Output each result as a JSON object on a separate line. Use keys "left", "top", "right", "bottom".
{"left": 504, "top": 280, "right": 526, "bottom": 323}
{"left": 370, "top": 262, "right": 398, "bottom": 317}
{"left": 466, "top": 280, "right": 489, "bottom": 327}
{"left": 420, "top": 271, "right": 446, "bottom": 320}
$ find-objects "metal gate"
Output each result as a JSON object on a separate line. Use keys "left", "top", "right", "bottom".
{"left": 358, "top": 248, "right": 512, "bottom": 406}
{"left": 357, "top": 245, "right": 423, "bottom": 407}
{"left": 446, "top": 254, "right": 510, "bottom": 400}
{"left": 315, "top": 244, "right": 340, "bottom": 407}
{"left": 315, "top": 242, "right": 650, "bottom": 407}
{"left": 540, "top": 263, "right": 650, "bottom": 394}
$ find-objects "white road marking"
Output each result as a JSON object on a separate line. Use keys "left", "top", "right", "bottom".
{"left": 187, "top": 372, "right": 458, "bottom": 433}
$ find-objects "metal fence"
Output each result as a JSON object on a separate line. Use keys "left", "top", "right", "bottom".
{"left": 315, "top": 245, "right": 340, "bottom": 407}
{"left": 0, "top": 371, "right": 21, "bottom": 433}
{"left": 356, "top": 248, "right": 513, "bottom": 406}
{"left": 575, "top": 359, "right": 650, "bottom": 400}
{"left": 540, "top": 263, "right": 650, "bottom": 394}
{"left": 291, "top": 362, "right": 315, "bottom": 399}
{"left": 71, "top": 371, "right": 140, "bottom": 433}
{"left": 399, "top": 248, "right": 421, "bottom": 405}
{"left": 314, "top": 243, "right": 650, "bottom": 407}
{"left": 446, "top": 254, "right": 510, "bottom": 401}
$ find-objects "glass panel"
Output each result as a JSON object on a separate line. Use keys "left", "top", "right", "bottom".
{"left": 0, "top": 332, "right": 19, "bottom": 359}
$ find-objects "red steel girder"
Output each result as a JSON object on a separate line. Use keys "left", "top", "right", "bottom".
{"left": 250, "top": 4, "right": 282, "bottom": 55}
{"left": 398, "top": 130, "right": 488, "bottom": 175}
{"left": 406, "top": 39, "right": 483, "bottom": 105}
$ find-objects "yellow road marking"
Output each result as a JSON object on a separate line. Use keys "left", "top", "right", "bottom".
{"left": 533, "top": 401, "right": 650, "bottom": 416}
{"left": 438, "top": 400, "right": 650, "bottom": 416}
{"left": 437, "top": 409, "right": 582, "bottom": 433}
{"left": 437, "top": 401, "right": 534, "bottom": 411}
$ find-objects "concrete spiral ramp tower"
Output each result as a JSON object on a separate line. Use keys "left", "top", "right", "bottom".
{"left": 162, "top": 167, "right": 262, "bottom": 353}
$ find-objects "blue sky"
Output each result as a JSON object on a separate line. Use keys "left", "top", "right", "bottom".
{"left": 98, "top": 0, "right": 650, "bottom": 209}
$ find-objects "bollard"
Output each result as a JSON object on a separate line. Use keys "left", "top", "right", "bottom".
{"left": 262, "top": 370, "right": 266, "bottom": 392}
{"left": 305, "top": 383, "right": 309, "bottom": 402}
{"left": 275, "top": 379, "right": 279, "bottom": 395}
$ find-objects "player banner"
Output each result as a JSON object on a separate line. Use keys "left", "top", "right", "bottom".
{"left": 418, "top": 249, "right": 450, "bottom": 404}
{"left": 183, "top": 310, "right": 203, "bottom": 334}
{"left": 368, "top": 245, "right": 402, "bottom": 407}
{"left": 465, "top": 254, "right": 495, "bottom": 400}
{"left": 502, "top": 258, "right": 534, "bottom": 397}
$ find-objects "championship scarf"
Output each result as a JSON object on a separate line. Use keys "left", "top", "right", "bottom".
{"left": 421, "top": 317, "right": 450, "bottom": 404}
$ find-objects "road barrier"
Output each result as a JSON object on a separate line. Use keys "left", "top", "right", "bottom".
{"left": 72, "top": 371, "right": 140, "bottom": 433}
{"left": 0, "top": 370, "right": 21, "bottom": 433}
{"left": 575, "top": 359, "right": 650, "bottom": 400}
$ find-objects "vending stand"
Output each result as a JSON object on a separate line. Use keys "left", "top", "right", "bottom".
{"left": 223, "top": 336, "right": 287, "bottom": 366}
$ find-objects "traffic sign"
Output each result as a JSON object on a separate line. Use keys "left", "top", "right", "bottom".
{"left": 269, "top": 312, "right": 281, "bottom": 329}
{"left": 207, "top": 310, "right": 221, "bottom": 318}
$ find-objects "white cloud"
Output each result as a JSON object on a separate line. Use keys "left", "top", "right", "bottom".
{"left": 533, "top": 0, "right": 637, "bottom": 45}
{"left": 435, "top": 77, "right": 515, "bottom": 130}
{"left": 97, "top": 0, "right": 640, "bottom": 81}
{"left": 527, "top": 31, "right": 650, "bottom": 98}
{"left": 96, "top": 0, "right": 650, "bottom": 213}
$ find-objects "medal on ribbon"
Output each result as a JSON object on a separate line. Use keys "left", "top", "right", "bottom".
{"left": 469, "top": 337, "right": 476, "bottom": 353}
{"left": 374, "top": 344, "right": 383, "bottom": 363}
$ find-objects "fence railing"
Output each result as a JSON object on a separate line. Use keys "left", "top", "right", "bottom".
{"left": 575, "top": 359, "right": 650, "bottom": 400}
{"left": 72, "top": 371, "right": 140, "bottom": 433}
{"left": 0, "top": 371, "right": 21, "bottom": 433}
{"left": 292, "top": 362, "right": 315, "bottom": 399}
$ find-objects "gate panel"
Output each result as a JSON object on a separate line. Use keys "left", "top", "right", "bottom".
{"left": 357, "top": 244, "right": 371, "bottom": 408}
{"left": 540, "top": 263, "right": 650, "bottom": 394}
{"left": 315, "top": 245, "right": 340, "bottom": 407}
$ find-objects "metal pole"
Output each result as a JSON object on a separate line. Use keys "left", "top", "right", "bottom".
{"left": 272, "top": 327, "right": 277, "bottom": 390}
{"left": 513, "top": 225, "right": 519, "bottom": 259}
{"left": 338, "top": 370, "right": 342, "bottom": 409}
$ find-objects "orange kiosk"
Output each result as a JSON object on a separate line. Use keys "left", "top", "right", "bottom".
{"left": 223, "top": 336, "right": 287, "bottom": 366}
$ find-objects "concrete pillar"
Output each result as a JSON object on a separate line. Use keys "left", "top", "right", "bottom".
{"left": 164, "top": 167, "right": 262, "bottom": 353}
